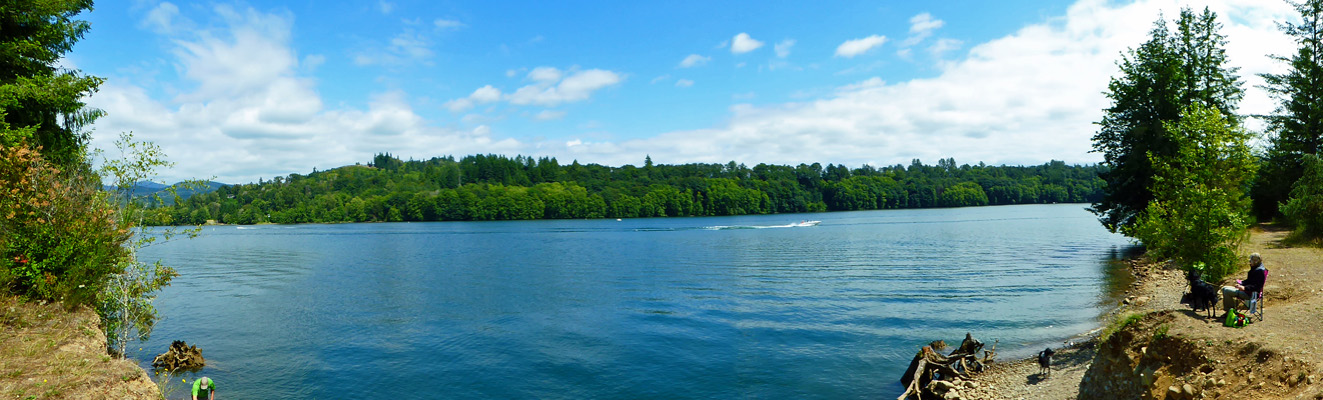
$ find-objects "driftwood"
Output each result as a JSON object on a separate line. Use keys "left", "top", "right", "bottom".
{"left": 151, "top": 340, "right": 205, "bottom": 371}
{"left": 898, "top": 333, "right": 995, "bottom": 400}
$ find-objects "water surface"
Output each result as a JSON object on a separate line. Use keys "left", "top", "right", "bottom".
{"left": 137, "top": 204, "right": 1134, "bottom": 399}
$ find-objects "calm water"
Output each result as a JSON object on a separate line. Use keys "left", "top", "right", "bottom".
{"left": 134, "top": 204, "right": 1134, "bottom": 399}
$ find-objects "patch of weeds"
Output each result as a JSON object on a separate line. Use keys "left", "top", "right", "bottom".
{"left": 4, "top": 369, "right": 22, "bottom": 378}
{"left": 1153, "top": 323, "right": 1170, "bottom": 340}
{"left": 1101, "top": 312, "right": 1147, "bottom": 342}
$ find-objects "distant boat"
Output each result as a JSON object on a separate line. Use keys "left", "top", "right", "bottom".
{"left": 793, "top": 220, "right": 821, "bottom": 227}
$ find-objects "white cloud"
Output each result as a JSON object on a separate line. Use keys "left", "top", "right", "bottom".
{"left": 378, "top": 1, "right": 393, "bottom": 14}
{"left": 444, "top": 85, "right": 503, "bottom": 112}
{"left": 527, "top": 66, "right": 563, "bottom": 83}
{"left": 930, "top": 38, "right": 963, "bottom": 57}
{"left": 650, "top": 74, "right": 671, "bottom": 84}
{"left": 541, "top": 0, "right": 1296, "bottom": 172}
{"left": 774, "top": 39, "right": 796, "bottom": 58}
{"left": 731, "top": 33, "right": 764, "bottom": 54}
{"left": 835, "top": 35, "right": 888, "bottom": 58}
{"left": 434, "top": 18, "right": 465, "bottom": 29}
{"left": 92, "top": 5, "right": 521, "bottom": 184}
{"left": 535, "top": 110, "right": 567, "bottom": 121}
{"left": 675, "top": 79, "right": 694, "bottom": 87}
{"left": 508, "top": 68, "right": 623, "bottom": 106}
{"left": 901, "top": 13, "right": 945, "bottom": 47}
{"left": 679, "top": 54, "right": 710, "bottom": 68}
{"left": 142, "top": 2, "right": 183, "bottom": 34}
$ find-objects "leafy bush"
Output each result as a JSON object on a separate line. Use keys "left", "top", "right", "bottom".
{"left": 0, "top": 145, "right": 129, "bottom": 307}
{"left": 1132, "top": 105, "right": 1256, "bottom": 282}
{"left": 1281, "top": 154, "right": 1323, "bottom": 238}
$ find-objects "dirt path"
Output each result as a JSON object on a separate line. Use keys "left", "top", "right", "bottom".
{"left": 965, "top": 226, "right": 1323, "bottom": 400}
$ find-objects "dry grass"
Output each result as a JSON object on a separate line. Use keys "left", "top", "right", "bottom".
{"left": 0, "top": 295, "right": 159, "bottom": 400}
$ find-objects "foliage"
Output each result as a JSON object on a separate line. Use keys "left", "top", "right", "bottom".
{"left": 154, "top": 154, "right": 1107, "bottom": 225}
{"left": 1101, "top": 313, "right": 1146, "bottom": 342}
{"left": 1256, "top": 0, "right": 1323, "bottom": 222}
{"left": 0, "top": 145, "right": 128, "bottom": 306}
{"left": 1281, "top": 154, "right": 1323, "bottom": 237}
{"left": 1092, "top": 7, "right": 1242, "bottom": 235}
{"left": 0, "top": 0, "right": 104, "bottom": 168}
{"left": 1132, "top": 105, "right": 1256, "bottom": 282}
{"left": 95, "top": 132, "right": 202, "bottom": 357}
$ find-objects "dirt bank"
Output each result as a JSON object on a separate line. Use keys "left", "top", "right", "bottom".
{"left": 963, "top": 225, "right": 1323, "bottom": 400}
{"left": 0, "top": 296, "right": 161, "bottom": 400}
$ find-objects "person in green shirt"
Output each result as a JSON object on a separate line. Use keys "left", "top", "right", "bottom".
{"left": 192, "top": 376, "right": 215, "bottom": 400}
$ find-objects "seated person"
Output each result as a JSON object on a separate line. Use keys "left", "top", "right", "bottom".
{"left": 1221, "top": 253, "right": 1266, "bottom": 317}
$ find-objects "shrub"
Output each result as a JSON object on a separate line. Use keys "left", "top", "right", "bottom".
{"left": 1281, "top": 154, "right": 1323, "bottom": 238}
{"left": 0, "top": 145, "right": 129, "bottom": 307}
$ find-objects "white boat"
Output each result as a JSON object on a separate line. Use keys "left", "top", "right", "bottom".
{"left": 794, "top": 220, "right": 821, "bottom": 227}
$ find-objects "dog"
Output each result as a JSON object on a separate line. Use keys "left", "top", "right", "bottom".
{"left": 1038, "top": 347, "right": 1054, "bottom": 377}
{"left": 1180, "top": 269, "right": 1220, "bottom": 318}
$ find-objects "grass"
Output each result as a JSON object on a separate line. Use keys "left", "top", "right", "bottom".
{"left": 1100, "top": 312, "right": 1147, "bottom": 342}
{"left": 0, "top": 294, "right": 161, "bottom": 399}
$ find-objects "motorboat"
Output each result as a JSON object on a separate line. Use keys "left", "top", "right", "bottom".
{"left": 794, "top": 220, "right": 821, "bottom": 227}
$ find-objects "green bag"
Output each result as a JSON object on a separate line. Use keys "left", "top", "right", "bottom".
{"left": 1224, "top": 309, "right": 1247, "bottom": 328}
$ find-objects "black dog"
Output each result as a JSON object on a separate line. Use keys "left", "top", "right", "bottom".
{"left": 1180, "top": 269, "right": 1220, "bottom": 318}
{"left": 1038, "top": 348, "right": 1054, "bottom": 377}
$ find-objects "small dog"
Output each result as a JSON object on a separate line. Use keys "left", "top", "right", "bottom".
{"left": 1181, "top": 269, "right": 1220, "bottom": 318}
{"left": 1038, "top": 348, "right": 1054, "bottom": 377}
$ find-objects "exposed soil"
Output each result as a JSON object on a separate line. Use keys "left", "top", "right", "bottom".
{"left": 963, "top": 225, "right": 1323, "bottom": 400}
{"left": 0, "top": 296, "right": 161, "bottom": 400}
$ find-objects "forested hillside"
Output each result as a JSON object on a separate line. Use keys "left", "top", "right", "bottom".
{"left": 153, "top": 154, "right": 1106, "bottom": 225}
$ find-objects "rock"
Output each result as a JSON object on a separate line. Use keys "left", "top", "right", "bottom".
{"left": 1168, "top": 386, "right": 1183, "bottom": 399}
{"left": 943, "top": 389, "right": 963, "bottom": 400}
{"left": 1216, "top": 379, "right": 1226, "bottom": 387}
{"left": 1136, "top": 296, "right": 1150, "bottom": 305}
{"left": 964, "top": 380, "right": 979, "bottom": 389}
{"left": 1308, "top": 375, "right": 1316, "bottom": 385}
{"left": 1182, "top": 383, "right": 1196, "bottom": 397}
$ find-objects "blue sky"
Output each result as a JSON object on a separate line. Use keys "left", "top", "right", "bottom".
{"left": 73, "top": 0, "right": 1296, "bottom": 184}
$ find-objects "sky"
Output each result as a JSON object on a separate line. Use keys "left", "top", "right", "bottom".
{"left": 71, "top": 0, "right": 1300, "bottom": 184}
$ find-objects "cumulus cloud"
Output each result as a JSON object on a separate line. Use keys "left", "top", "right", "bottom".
{"left": 444, "top": 85, "right": 503, "bottom": 112}
{"left": 835, "top": 35, "right": 888, "bottom": 58}
{"left": 675, "top": 79, "right": 694, "bottom": 87}
{"left": 679, "top": 54, "right": 710, "bottom": 68}
{"left": 731, "top": 33, "right": 764, "bottom": 54}
{"left": 544, "top": 0, "right": 1295, "bottom": 171}
{"left": 89, "top": 4, "right": 520, "bottom": 184}
{"left": 774, "top": 39, "right": 795, "bottom": 58}
{"left": 507, "top": 68, "right": 623, "bottom": 106}
{"left": 141, "top": 2, "right": 183, "bottom": 34}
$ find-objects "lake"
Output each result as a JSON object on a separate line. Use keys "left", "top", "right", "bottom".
{"left": 134, "top": 203, "right": 1135, "bottom": 399}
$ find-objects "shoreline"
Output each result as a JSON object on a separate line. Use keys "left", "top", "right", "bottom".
{"left": 958, "top": 226, "right": 1323, "bottom": 400}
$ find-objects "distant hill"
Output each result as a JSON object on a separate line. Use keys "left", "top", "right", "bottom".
{"left": 108, "top": 181, "right": 227, "bottom": 205}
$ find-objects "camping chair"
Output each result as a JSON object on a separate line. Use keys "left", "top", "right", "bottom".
{"left": 1241, "top": 269, "right": 1267, "bottom": 322}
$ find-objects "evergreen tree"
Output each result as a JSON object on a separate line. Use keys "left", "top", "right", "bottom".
{"left": 1091, "top": 7, "right": 1242, "bottom": 234}
{"left": 1255, "top": 0, "right": 1323, "bottom": 222}
{"left": 0, "top": 0, "right": 105, "bottom": 168}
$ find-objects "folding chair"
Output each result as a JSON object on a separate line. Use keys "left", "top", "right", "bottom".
{"left": 1241, "top": 268, "right": 1267, "bottom": 322}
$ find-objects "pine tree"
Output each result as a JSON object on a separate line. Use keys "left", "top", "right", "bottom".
{"left": 1255, "top": 0, "right": 1323, "bottom": 222}
{"left": 1091, "top": 7, "right": 1242, "bottom": 234}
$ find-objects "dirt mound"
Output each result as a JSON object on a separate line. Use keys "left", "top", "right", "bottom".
{"left": 1080, "top": 310, "right": 1316, "bottom": 400}
{"left": 151, "top": 340, "right": 205, "bottom": 371}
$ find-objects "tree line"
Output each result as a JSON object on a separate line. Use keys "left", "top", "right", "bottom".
{"left": 152, "top": 154, "right": 1106, "bottom": 225}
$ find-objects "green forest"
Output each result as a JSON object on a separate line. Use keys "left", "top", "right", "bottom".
{"left": 151, "top": 155, "right": 1106, "bottom": 225}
